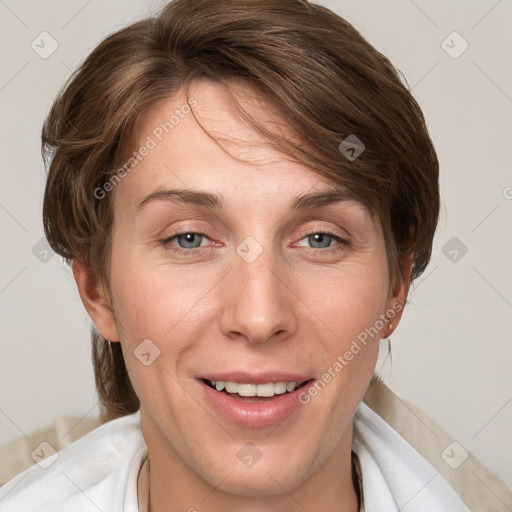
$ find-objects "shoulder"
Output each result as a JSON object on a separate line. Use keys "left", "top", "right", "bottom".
{"left": 353, "top": 401, "right": 471, "bottom": 511}
{"left": 354, "top": 380, "right": 512, "bottom": 511}
{"left": 0, "top": 412, "right": 145, "bottom": 512}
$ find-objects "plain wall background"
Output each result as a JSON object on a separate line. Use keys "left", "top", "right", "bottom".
{"left": 1, "top": 0, "right": 511, "bottom": 492}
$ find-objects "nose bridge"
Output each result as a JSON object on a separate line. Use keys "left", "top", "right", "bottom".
{"left": 220, "top": 235, "right": 296, "bottom": 344}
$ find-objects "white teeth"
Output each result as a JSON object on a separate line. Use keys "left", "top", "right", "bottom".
{"left": 237, "top": 383, "right": 257, "bottom": 397}
{"left": 274, "top": 382, "right": 287, "bottom": 394}
{"left": 286, "top": 382, "right": 297, "bottom": 392}
{"left": 256, "top": 383, "right": 275, "bottom": 397}
{"left": 209, "top": 380, "right": 301, "bottom": 397}
{"left": 225, "top": 381, "right": 238, "bottom": 393}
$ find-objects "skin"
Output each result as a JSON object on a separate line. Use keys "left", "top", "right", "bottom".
{"left": 73, "top": 80, "right": 411, "bottom": 512}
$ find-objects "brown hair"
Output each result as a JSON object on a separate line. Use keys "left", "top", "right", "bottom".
{"left": 42, "top": 0, "right": 439, "bottom": 421}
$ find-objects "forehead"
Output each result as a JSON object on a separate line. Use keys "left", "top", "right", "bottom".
{"left": 133, "top": 79, "right": 299, "bottom": 167}
{"left": 112, "top": 80, "right": 377, "bottom": 226}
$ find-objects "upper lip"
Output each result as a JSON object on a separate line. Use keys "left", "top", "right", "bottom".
{"left": 199, "top": 372, "right": 314, "bottom": 385}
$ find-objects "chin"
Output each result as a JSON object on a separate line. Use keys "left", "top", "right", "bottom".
{"left": 194, "top": 447, "right": 312, "bottom": 498}
{"left": 212, "top": 467, "right": 303, "bottom": 497}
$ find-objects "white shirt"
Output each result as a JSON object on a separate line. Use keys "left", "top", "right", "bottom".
{"left": 0, "top": 402, "right": 471, "bottom": 511}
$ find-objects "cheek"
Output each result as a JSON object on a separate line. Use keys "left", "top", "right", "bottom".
{"left": 109, "top": 251, "right": 214, "bottom": 348}
{"left": 293, "top": 258, "right": 389, "bottom": 401}
{"left": 297, "top": 259, "right": 389, "bottom": 344}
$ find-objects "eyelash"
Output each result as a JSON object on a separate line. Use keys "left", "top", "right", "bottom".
{"left": 160, "top": 230, "right": 350, "bottom": 257}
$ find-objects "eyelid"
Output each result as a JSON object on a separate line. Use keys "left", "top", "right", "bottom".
{"left": 292, "top": 231, "right": 350, "bottom": 250}
{"left": 293, "top": 224, "right": 351, "bottom": 242}
{"left": 162, "top": 223, "right": 216, "bottom": 240}
{"left": 161, "top": 221, "right": 349, "bottom": 242}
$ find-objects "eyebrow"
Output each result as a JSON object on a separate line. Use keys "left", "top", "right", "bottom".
{"left": 137, "top": 186, "right": 363, "bottom": 212}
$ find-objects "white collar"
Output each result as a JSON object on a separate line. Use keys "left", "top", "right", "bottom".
{"left": 123, "top": 445, "right": 148, "bottom": 512}
{"left": 122, "top": 403, "right": 470, "bottom": 511}
{"left": 353, "top": 402, "right": 471, "bottom": 511}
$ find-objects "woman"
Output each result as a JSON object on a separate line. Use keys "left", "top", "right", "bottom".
{"left": 0, "top": 0, "right": 476, "bottom": 510}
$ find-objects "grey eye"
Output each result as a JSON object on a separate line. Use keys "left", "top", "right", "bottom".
{"left": 175, "top": 233, "right": 205, "bottom": 249}
{"left": 306, "top": 233, "right": 335, "bottom": 249}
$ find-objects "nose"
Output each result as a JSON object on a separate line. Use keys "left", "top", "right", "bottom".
{"left": 219, "top": 244, "right": 297, "bottom": 345}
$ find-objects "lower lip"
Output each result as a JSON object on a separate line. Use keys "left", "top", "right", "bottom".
{"left": 198, "top": 379, "right": 314, "bottom": 429}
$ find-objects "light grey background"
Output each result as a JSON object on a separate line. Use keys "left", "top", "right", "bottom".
{"left": 1, "top": 0, "right": 511, "bottom": 492}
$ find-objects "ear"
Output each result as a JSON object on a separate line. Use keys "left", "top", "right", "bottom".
{"left": 384, "top": 253, "right": 415, "bottom": 338}
{"left": 72, "top": 258, "right": 120, "bottom": 342}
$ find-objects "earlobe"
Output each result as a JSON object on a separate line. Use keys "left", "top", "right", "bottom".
{"left": 72, "top": 258, "right": 120, "bottom": 342}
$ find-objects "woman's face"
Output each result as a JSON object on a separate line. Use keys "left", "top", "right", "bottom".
{"left": 83, "top": 80, "right": 407, "bottom": 499}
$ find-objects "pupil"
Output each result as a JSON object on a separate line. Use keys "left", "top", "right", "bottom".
{"left": 180, "top": 233, "right": 200, "bottom": 248}
{"left": 311, "top": 234, "right": 330, "bottom": 248}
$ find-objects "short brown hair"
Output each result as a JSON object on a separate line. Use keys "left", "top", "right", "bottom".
{"left": 42, "top": 0, "right": 439, "bottom": 421}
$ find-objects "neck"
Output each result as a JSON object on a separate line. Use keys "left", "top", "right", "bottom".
{"left": 141, "top": 417, "right": 360, "bottom": 512}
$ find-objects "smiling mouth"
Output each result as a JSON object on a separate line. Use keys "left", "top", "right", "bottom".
{"left": 202, "top": 378, "right": 314, "bottom": 402}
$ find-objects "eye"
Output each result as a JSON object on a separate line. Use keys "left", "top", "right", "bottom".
{"left": 161, "top": 232, "right": 213, "bottom": 256}
{"left": 295, "top": 232, "right": 349, "bottom": 252}
{"left": 171, "top": 233, "right": 209, "bottom": 249}
{"left": 160, "top": 230, "right": 350, "bottom": 257}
